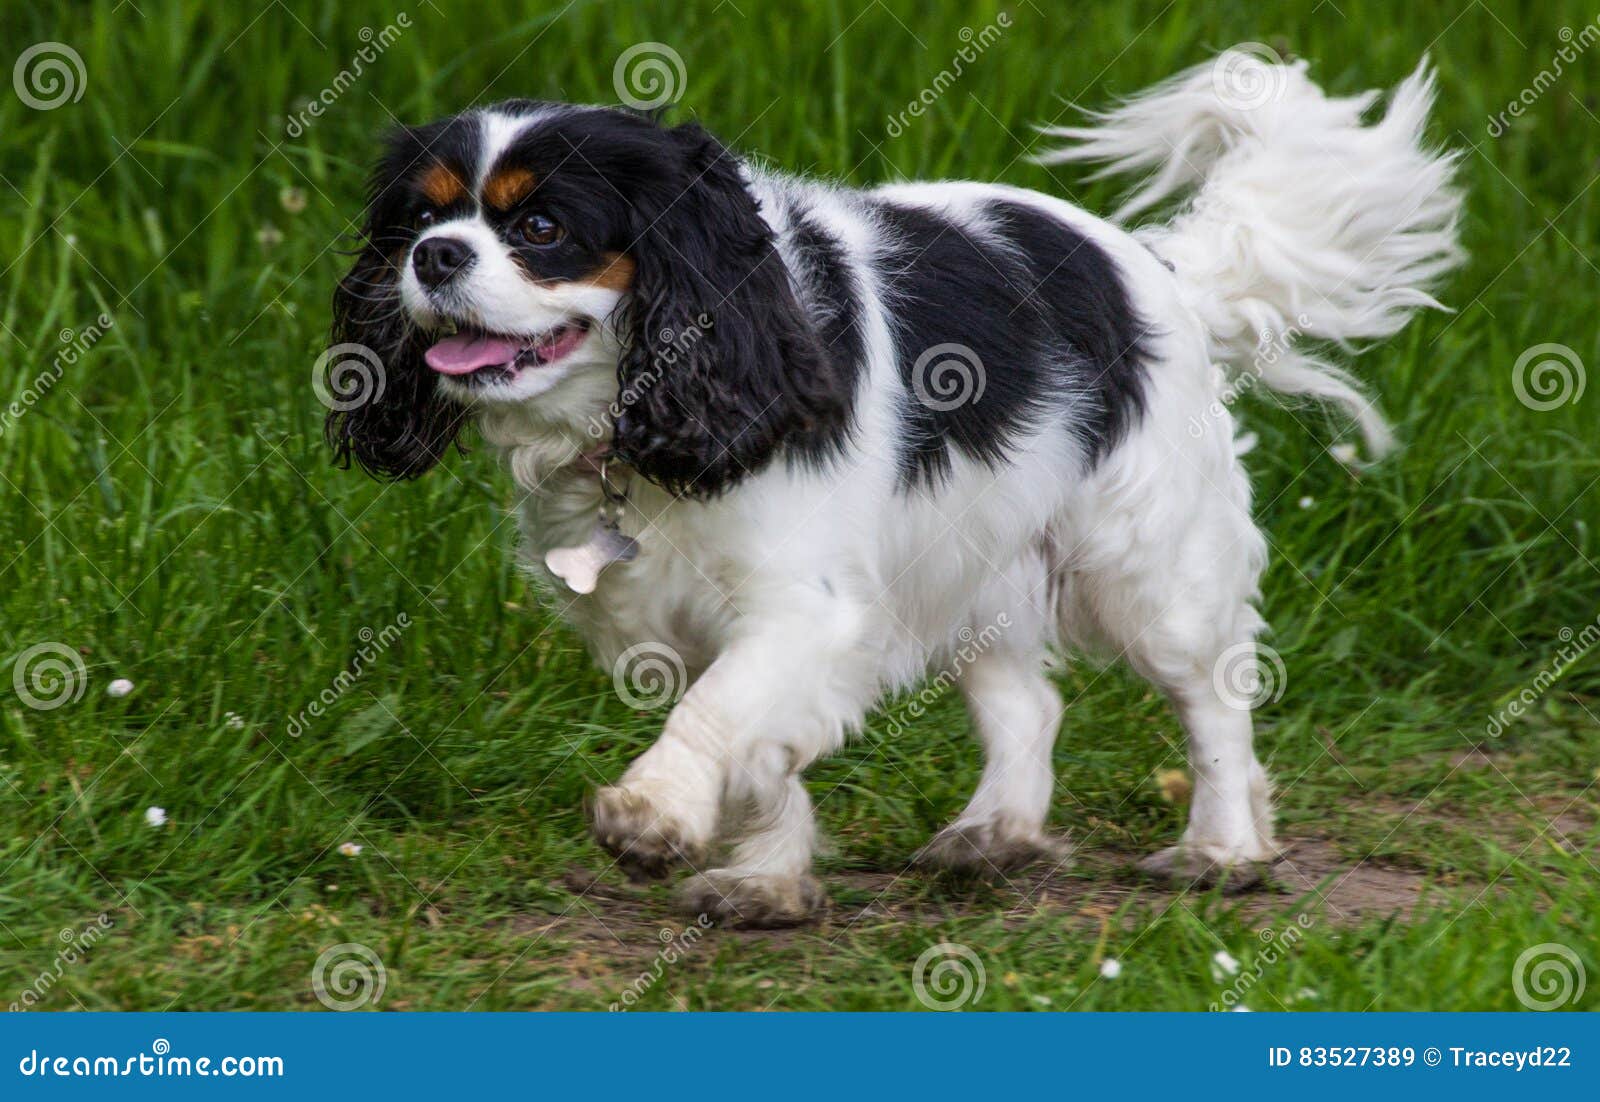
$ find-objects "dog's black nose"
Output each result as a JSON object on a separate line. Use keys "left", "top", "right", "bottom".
{"left": 412, "top": 236, "right": 474, "bottom": 289}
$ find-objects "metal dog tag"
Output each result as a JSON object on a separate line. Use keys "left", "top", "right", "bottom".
{"left": 545, "top": 518, "right": 638, "bottom": 595}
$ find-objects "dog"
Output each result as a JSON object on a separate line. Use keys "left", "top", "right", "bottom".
{"left": 326, "top": 48, "right": 1462, "bottom": 926}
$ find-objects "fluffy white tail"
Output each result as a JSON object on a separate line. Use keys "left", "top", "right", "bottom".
{"left": 1037, "top": 47, "right": 1464, "bottom": 455}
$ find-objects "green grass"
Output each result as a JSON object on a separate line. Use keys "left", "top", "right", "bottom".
{"left": 1, "top": 0, "right": 1597, "bottom": 1011}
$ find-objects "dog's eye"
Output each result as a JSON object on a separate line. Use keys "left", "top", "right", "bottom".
{"left": 517, "top": 213, "right": 563, "bottom": 246}
{"left": 414, "top": 209, "right": 437, "bottom": 230}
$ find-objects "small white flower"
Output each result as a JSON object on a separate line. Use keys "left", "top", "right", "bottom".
{"left": 107, "top": 678, "right": 134, "bottom": 698}
{"left": 1297, "top": 495, "right": 1314, "bottom": 509}
{"left": 1328, "top": 442, "right": 1360, "bottom": 467}
{"left": 1212, "top": 950, "right": 1240, "bottom": 977}
{"left": 223, "top": 711, "right": 245, "bottom": 730}
{"left": 1099, "top": 958, "right": 1122, "bottom": 979}
{"left": 1030, "top": 994, "right": 1052, "bottom": 1007}
{"left": 144, "top": 806, "right": 167, "bottom": 827}
{"left": 338, "top": 842, "right": 363, "bottom": 857}
{"left": 1293, "top": 987, "right": 1320, "bottom": 1002}
{"left": 1230, "top": 1005, "right": 1252, "bottom": 1012}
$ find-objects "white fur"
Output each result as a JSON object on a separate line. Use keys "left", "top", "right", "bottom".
{"left": 433, "top": 53, "right": 1461, "bottom": 917}
{"left": 1037, "top": 52, "right": 1463, "bottom": 456}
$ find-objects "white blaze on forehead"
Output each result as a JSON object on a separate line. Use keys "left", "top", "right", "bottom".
{"left": 476, "top": 108, "right": 549, "bottom": 190}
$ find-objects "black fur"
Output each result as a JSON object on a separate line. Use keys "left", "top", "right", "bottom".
{"left": 594, "top": 118, "right": 854, "bottom": 497}
{"left": 778, "top": 207, "right": 866, "bottom": 459}
{"left": 325, "top": 116, "right": 480, "bottom": 479}
{"left": 870, "top": 197, "right": 1150, "bottom": 488}
{"left": 328, "top": 104, "right": 1144, "bottom": 495}
{"left": 984, "top": 199, "right": 1152, "bottom": 465}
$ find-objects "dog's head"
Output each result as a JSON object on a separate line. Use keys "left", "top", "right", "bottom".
{"left": 326, "top": 102, "right": 846, "bottom": 496}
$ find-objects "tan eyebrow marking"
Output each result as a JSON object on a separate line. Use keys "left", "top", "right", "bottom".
{"left": 482, "top": 166, "right": 539, "bottom": 210}
{"left": 417, "top": 162, "right": 468, "bottom": 207}
{"left": 583, "top": 252, "right": 636, "bottom": 291}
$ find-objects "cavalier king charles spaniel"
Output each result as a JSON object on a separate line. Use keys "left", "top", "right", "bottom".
{"left": 327, "top": 48, "right": 1461, "bottom": 926}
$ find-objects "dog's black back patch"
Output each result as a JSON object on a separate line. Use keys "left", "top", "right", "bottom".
{"left": 783, "top": 209, "right": 866, "bottom": 467}
{"left": 984, "top": 199, "right": 1152, "bottom": 466}
{"left": 870, "top": 196, "right": 1150, "bottom": 488}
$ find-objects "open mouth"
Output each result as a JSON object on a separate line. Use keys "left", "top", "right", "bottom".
{"left": 423, "top": 320, "right": 591, "bottom": 381}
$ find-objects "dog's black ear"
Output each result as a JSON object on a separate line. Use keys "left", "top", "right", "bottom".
{"left": 611, "top": 123, "right": 851, "bottom": 497}
{"left": 324, "top": 153, "right": 465, "bottom": 481}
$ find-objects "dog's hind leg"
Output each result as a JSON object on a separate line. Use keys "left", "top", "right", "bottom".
{"left": 1057, "top": 419, "right": 1280, "bottom": 889}
{"left": 916, "top": 648, "right": 1071, "bottom": 876}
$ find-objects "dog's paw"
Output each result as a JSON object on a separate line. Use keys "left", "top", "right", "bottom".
{"left": 589, "top": 785, "right": 706, "bottom": 880}
{"left": 1137, "top": 843, "right": 1275, "bottom": 893}
{"left": 914, "top": 820, "right": 1072, "bottom": 878}
{"left": 677, "top": 870, "right": 826, "bottom": 928}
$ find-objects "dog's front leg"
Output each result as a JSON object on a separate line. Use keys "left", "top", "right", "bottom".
{"left": 590, "top": 600, "right": 874, "bottom": 907}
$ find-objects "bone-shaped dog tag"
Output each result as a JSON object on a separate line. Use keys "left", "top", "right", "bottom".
{"left": 544, "top": 520, "right": 638, "bottom": 595}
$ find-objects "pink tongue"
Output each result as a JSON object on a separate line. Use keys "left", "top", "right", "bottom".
{"left": 424, "top": 333, "right": 524, "bottom": 375}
